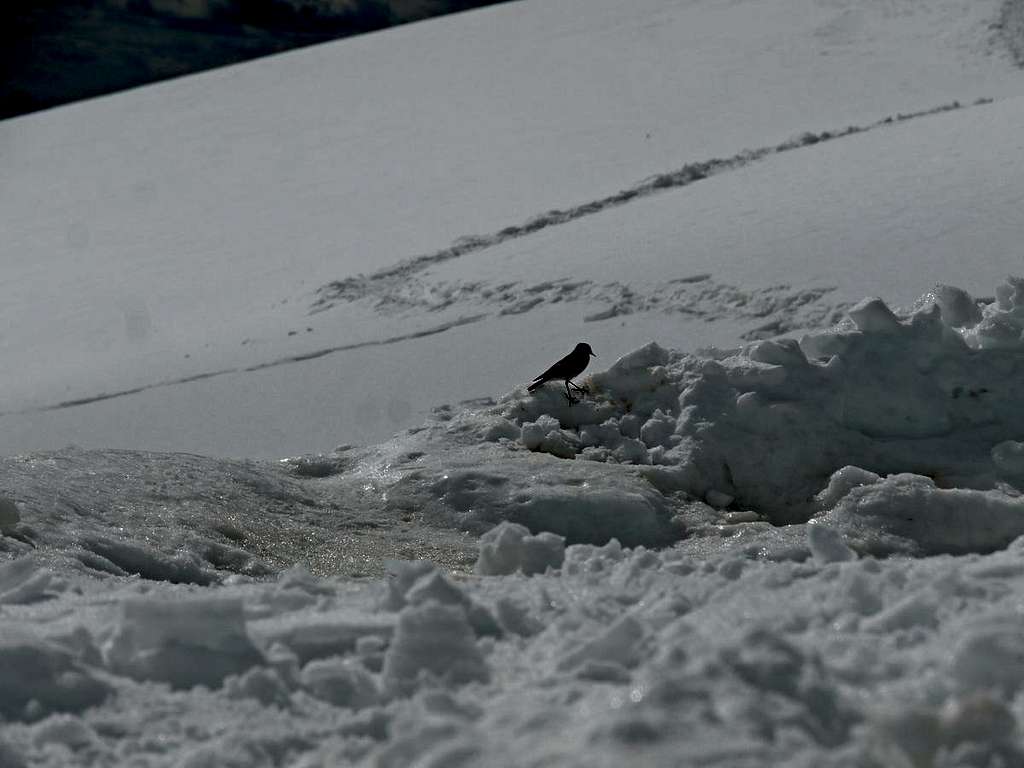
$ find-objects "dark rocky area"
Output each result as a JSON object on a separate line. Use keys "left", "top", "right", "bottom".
{"left": 1, "top": 0, "right": 512, "bottom": 120}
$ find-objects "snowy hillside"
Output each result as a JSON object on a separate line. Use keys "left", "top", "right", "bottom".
{"left": 3, "top": 0, "right": 1024, "bottom": 765}
{"left": 3, "top": 0, "right": 1024, "bottom": 456}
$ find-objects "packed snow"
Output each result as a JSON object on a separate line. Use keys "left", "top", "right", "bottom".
{"left": 4, "top": 278, "right": 1024, "bottom": 765}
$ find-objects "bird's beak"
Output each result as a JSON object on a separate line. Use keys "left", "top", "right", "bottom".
{"left": 590, "top": 352, "right": 597, "bottom": 357}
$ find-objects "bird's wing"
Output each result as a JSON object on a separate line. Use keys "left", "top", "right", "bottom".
{"left": 532, "top": 356, "right": 568, "bottom": 382}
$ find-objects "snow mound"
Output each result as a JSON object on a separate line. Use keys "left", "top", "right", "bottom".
{"left": 103, "top": 595, "right": 264, "bottom": 688}
{"left": 333, "top": 278, "right": 1024, "bottom": 558}
{"left": 474, "top": 522, "right": 565, "bottom": 576}
{"left": 815, "top": 471, "right": 1024, "bottom": 556}
{"left": 378, "top": 447, "right": 680, "bottom": 547}
{"left": 381, "top": 601, "right": 490, "bottom": 696}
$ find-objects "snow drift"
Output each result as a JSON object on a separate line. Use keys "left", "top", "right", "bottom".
{"left": 297, "top": 276, "right": 1024, "bottom": 561}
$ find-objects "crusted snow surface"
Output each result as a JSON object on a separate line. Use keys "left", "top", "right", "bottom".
{"left": 5, "top": 278, "right": 1024, "bottom": 765}
{"left": 6, "top": 534, "right": 1024, "bottom": 766}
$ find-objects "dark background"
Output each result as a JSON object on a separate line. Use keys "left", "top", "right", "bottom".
{"left": 1, "top": 0, "right": 512, "bottom": 120}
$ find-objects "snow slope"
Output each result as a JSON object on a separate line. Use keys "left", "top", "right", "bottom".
{"left": 2, "top": 0, "right": 1023, "bottom": 456}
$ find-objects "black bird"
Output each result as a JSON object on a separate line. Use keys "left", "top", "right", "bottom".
{"left": 527, "top": 342, "right": 596, "bottom": 403}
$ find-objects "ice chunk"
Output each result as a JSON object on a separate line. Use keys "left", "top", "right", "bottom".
{"left": 381, "top": 602, "right": 489, "bottom": 696}
{"left": 820, "top": 473, "right": 1024, "bottom": 556}
{"left": 493, "top": 597, "right": 544, "bottom": 637}
{"left": 521, "top": 415, "right": 560, "bottom": 451}
{"left": 406, "top": 571, "right": 471, "bottom": 608}
{"left": 747, "top": 337, "right": 808, "bottom": 367}
{"left": 475, "top": 522, "right": 565, "bottom": 576}
{"left": 253, "top": 609, "right": 395, "bottom": 665}
{"left": 224, "top": 666, "right": 292, "bottom": 707}
{"left": 618, "top": 413, "right": 642, "bottom": 439}
{"left": 0, "top": 557, "right": 56, "bottom": 605}
{"left": 103, "top": 596, "right": 264, "bottom": 688}
{"left": 580, "top": 420, "right": 622, "bottom": 449}
{"left": 954, "top": 278, "right": 1024, "bottom": 350}
{"left": 482, "top": 417, "right": 521, "bottom": 442}
{"left": 276, "top": 563, "right": 336, "bottom": 597}
{"left": 995, "top": 276, "right": 1024, "bottom": 312}
{"left": 300, "top": 657, "right": 379, "bottom": 709}
{"left": 814, "top": 466, "right": 881, "bottom": 511}
{"left": 847, "top": 297, "right": 901, "bottom": 332}
{"left": 557, "top": 614, "right": 645, "bottom": 672}
{"left": 931, "top": 284, "right": 982, "bottom": 328}
{"left": 383, "top": 560, "right": 437, "bottom": 610}
{"left": 639, "top": 409, "right": 675, "bottom": 448}
{"left": 81, "top": 535, "right": 215, "bottom": 585}
{"left": 406, "top": 571, "right": 500, "bottom": 637}
{"left": 609, "top": 342, "right": 670, "bottom": 371}
{"left": 806, "top": 523, "right": 855, "bottom": 564}
{"left": 613, "top": 437, "right": 650, "bottom": 464}
{"left": 538, "top": 429, "right": 578, "bottom": 459}
{"left": 412, "top": 457, "right": 679, "bottom": 547}
{"left": 509, "top": 486, "right": 670, "bottom": 546}
{"left": 0, "top": 638, "right": 110, "bottom": 720}
{"left": 973, "top": 314, "right": 1024, "bottom": 349}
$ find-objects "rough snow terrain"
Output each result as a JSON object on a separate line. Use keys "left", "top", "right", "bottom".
{"left": 4, "top": 0, "right": 1024, "bottom": 765}
{"left": 6, "top": 279, "right": 1024, "bottom": 766}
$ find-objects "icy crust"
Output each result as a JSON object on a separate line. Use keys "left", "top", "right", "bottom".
{"left": 0, "top": 447, "right": 479, "bottom": 582}
{"left": 8, "top": 534, "right": 1024, "bottom": 766}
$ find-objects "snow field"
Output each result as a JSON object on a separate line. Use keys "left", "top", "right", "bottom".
{"left": 3, "top": 0, "right": 1024, "bottom": 761}
{"left": 4, "top": 277, "right": 1024, "bottom": 764}
{"left": 3, "top": 0, "right": 1024, "bottom": 457}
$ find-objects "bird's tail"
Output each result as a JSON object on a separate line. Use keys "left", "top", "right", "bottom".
{"left": 527, "top": 379, "right": 544, "bottom": 393}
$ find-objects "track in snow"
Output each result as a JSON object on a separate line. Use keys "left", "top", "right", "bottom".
{"left": 312, "top": 98, "right": 991, "bottom": 315}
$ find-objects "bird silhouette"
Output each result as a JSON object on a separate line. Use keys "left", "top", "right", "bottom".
{"left": 527, "top": 342, "right": 596, "bottom": 403}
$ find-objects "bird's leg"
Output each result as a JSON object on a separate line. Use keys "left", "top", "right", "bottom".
{"left": 563, "top": 381, "right": 579, "bottom": 405}
{"left": 568, "top": 380, "right": 589, "bottom": 396}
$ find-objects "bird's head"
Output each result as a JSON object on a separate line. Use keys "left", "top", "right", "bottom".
{"left": 576, "top": 342, "right": 596, "bottom": 357}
